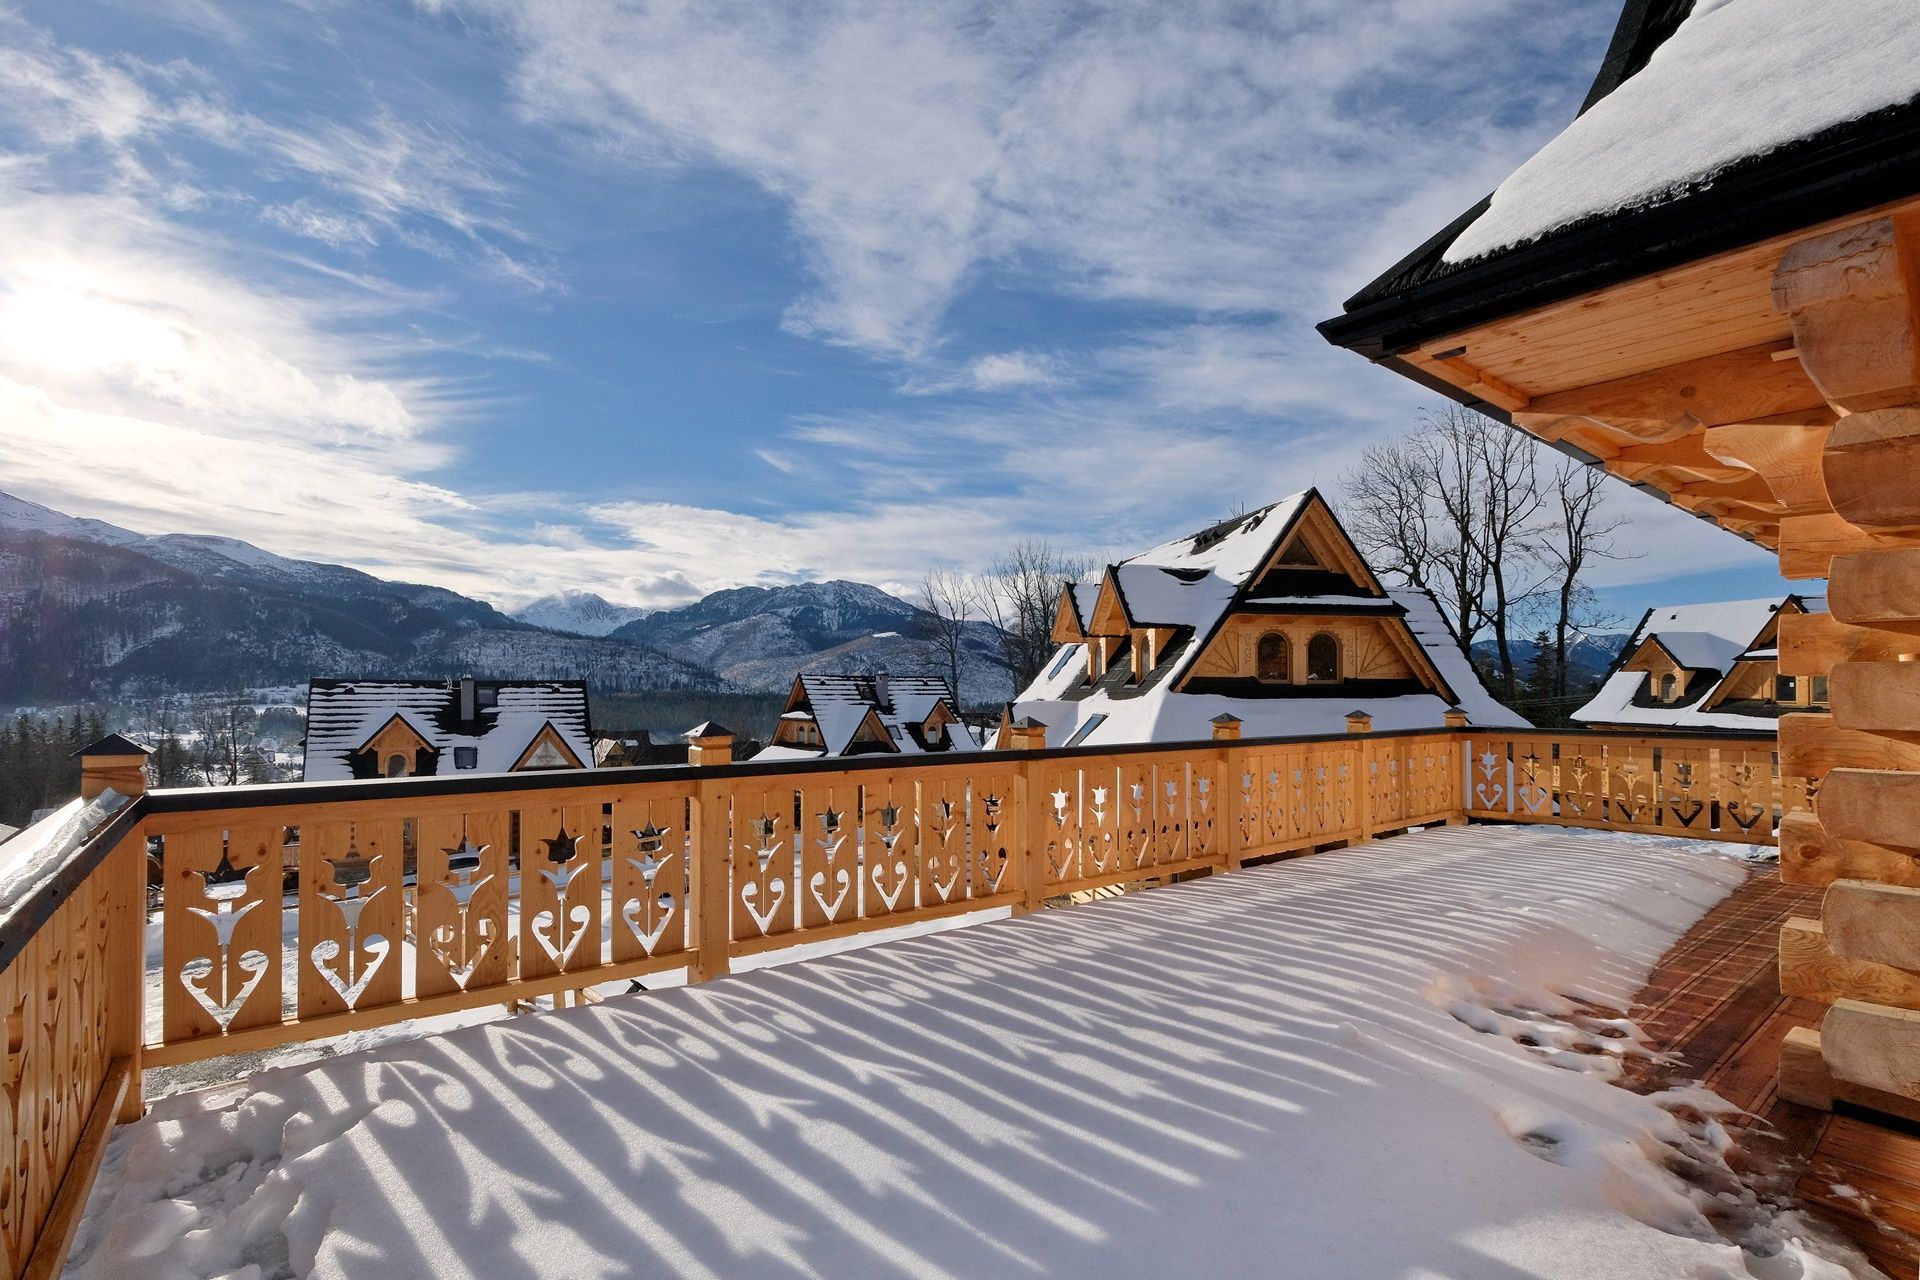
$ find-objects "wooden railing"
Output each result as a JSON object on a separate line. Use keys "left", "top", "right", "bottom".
{"left": 0, "top": 721, "right": 1800, "bottom": 1277}
{"left": 1463, "top": 728, "right": 1812, "bottom": 844}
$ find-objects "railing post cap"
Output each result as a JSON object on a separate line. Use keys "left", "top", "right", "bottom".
{"left": 1344, "top": 710, "right": 1373, "bottom": 731}
{"left": 1209, "top": 713, "right": 1243, "bottom": 726}
{"left": 682, "top": 721, "right": 735, "bottom": 742}
{"left": 1442, "top": 706, "right": 1470, "bottom": 728}
{"left": 73, "top": 733, "right": 153, "bottom": 761}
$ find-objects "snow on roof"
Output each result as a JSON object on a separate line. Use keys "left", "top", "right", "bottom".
{"left": 1013, "top": 587, "right": 1524, "bottom": 749}
{"left": 1445, "top": 0, "right": 1920, "bottom": 263}
{"left": 1572, "top": 596, "right": 1805, "bottom": 730}
{"left": 303, "top": 679, "right": 591, "bottom": 781}
{"left": 755, "top": 673, "right": 973, "bottom": 760}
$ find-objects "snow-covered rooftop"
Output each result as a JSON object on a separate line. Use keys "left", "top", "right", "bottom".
{"left": 303, "top": 678, "right": 591, "bottom": 781}
{"left": 1572, "top": 596, "right": 1816, "bottom": 731}
{"left": 70, "top": 824, "right": 1848, "bottom": 1279}
{"left": 1445, "top": 0, "right": 1920, "bottom": 263}
{"left": 755, "top": 673, "right": 977, "bottom": 759}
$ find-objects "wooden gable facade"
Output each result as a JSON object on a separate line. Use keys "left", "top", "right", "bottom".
{"left": 1045, "top": 492, "right": 1463, "bottom": 706}
{"left": 1321, "top": 0, "right": 1920, "bottom": 1123}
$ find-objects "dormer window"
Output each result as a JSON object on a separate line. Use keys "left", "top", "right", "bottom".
{"left": 1307, "top": 633, "right": 1340, "bottom": 683}
{"left": 385, "top": 753, "right": 410, "bottom": 778}
{"left": 1659, "top": 673, "right": 1677, "bottom": 702}
{"left": 1774, "top": 674, "right": 1798, "bottom": 703}
{"left": 454, "top": 747, "right": 478, "bottom": 770}
{"left": 1257, "top": 632, "right": 1290, "bottom": 683}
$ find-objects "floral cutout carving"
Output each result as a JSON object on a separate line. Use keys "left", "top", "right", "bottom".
{"left": 312, "top": 844, "right": 389, "bottom": 1008}
{"left": 180, "top": 848, "right": 270, "bottom": 1028}
{"left": 621, "top": 824, "right": 680, "bottom": 954}
{"left": 532, "top": 825, "right": 592, "bottom": 969}
{"left": 428, "top": 838, "right": 495, "bottom": 988}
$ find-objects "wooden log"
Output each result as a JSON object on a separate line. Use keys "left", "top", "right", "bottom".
{"left": 1823, "top": 998, "right": 1920, "bottom": 1103}
{"left": 1515, "top": 342, "right": 1825, "bottom": 442}
{"left": 1773, "top": 218, "right": 1920, "bottom": 413}
{"left": 1778, "top": 612, "right": 1917, "bottom": 676}
{"left": 1779, "top": 513, "right": 1912, "bottom": 581}
{"left": 1602, "top": 435, "right": 1748, "bottom": 484}
{"left": 1781, "top": 916, "right": 1920, "bottom": 1011}
{"left": 1817, "top": 768, "right": 1920, "bottom": 852}
{"left": 1829, "top": 546, "right": 1920, "bottom": 632}
{"left": 1782, "top": 713, "right": 1920, "bottom": 776}
{"left": 1779, "top": 1024, "right": 1837, "bottom": 1110}
{"left": 1823, "top": 407, "right": 1920, "bottom": 531}
{"left": 1779, "top": 810, "right": 1920, "bottom": 887}
{"left": 1830, "top": 661, "right": 1920, "bottom": 738}
{"left": 1826, "top": 879, "right": 1920, "bottom": 974}
{"left": 1779, "top": 1024, "right": 1920, "bottom": 1123}
{"left": 1703, "top": 417, "right": 1834, "bottom": 515}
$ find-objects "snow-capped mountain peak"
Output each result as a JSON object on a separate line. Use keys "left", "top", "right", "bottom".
{"left": 511, "top": 590, "right": 653, "bottom": 637}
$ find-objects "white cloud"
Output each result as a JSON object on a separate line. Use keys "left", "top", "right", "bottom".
{"left": 447, "top": 0, "right": 1611, "bottom": 355}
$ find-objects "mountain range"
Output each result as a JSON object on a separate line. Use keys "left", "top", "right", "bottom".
{"left": 0, "top": 493, "right": 1014, "bottom": 707}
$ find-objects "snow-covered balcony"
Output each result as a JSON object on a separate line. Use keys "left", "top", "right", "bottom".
{"left": 0, "top": 724, "right": 1819, "bottom": 1278}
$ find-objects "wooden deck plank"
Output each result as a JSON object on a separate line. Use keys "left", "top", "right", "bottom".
{"left": 1626, "top": 864, "right": 1920, "bottom": 1275}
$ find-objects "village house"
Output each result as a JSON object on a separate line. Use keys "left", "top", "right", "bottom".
{"left": 755, "top": 671, "right": 977, "bottom": 760}
{"left": 1576, "top": 595, "right": 1829, "bottom": 731}
{"left": 301, "top": 676, "right": 592, "bottom": 781}
{"left": 1002, "top": 489, "right": 1526, "bottom": 747}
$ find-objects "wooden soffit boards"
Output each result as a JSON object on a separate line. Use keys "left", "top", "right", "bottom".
{"left": 1394, "top": 195, "right": 1920, "bottom": 546}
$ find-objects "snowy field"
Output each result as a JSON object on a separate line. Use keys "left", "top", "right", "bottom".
{"left": 69, "top": 825, "right": 1877, "bottom": 1279}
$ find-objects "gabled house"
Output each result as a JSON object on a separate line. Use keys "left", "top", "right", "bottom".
{"left": 1576, "top": 595, "right": 1828, "bottom": 732}
{"left": 1004, "top": 489, "right": 1526, "bottom": 747}
{"left": 755, "top": 672, "right": 978, "bottom": 761}
{"left": 303, "top": 676, "right": 592, "bottom": 782}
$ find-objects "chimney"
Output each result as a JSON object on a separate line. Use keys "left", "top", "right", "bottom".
{"left": 458, "top": 675, "right": 477, "bottom": 721}
{"left": 874, "top": 668, "right": 891, "bottom": 712}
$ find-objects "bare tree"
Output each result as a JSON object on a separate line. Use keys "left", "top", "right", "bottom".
{"left": 1534, "top": 460, "right": 1631, "bottom": 702}
{"left": 917, "top": 568, "right": 977, "bottom": 700}
{"left": 1471, "top": 420, "right": 1547, "bottom": 701}
{"left": 192, "top": 696, "right": 253, "bottom": 787}
{"left": 1344, "top": 403, "right": 1574, "bottom": 700}
{"left": 982, "top": 540, "right": 1095, "bottom": 690}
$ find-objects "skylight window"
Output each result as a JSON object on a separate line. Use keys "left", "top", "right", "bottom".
{"left": 1046, "top": 646, "right": 1078, "bottom": 679}
{"left": 1063, "top": 714, "right": 1107, "bottom": 747}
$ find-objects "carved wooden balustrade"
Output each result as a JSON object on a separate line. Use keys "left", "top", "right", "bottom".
{"left": 0, "top": 721, "right": 1797, "bottom": 1277}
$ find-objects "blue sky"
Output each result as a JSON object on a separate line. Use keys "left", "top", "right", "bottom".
{"left": 0, "top": 0, "right": 1790, "bottom": 623}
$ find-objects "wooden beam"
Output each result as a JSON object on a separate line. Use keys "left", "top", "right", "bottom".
{"left": 1830, "top": 546, "right": 1920, "bottom": 634}
{"left": 1831, "top": 660, "right": 1920, "bottom": 739}
{"left": 1774, "top": 218, "right": 1920, "bottom": 413}
{"left": 1781, "top": 916, "right": 1920, "bottom": 1010}
{"left": 1817, "top": 768, "right": 1920, "bottom": 852}
{"left": 1514, "top": 341, "right": 1824, "bottom": 443}
{"left": 1822, "top": 998, "right": 1920, "bottom": 1104}
{"left": 1826, "top": 879, "right": 1920, "bottom": 973}
{"left": 1667, "top": 473, "right": 1781, "bottom": 519}
{"left": 1825, "top": 406, "right": 1920, "bottom": 531}
{"left": 1601, "top": 435, "right": 1749, "bottom": 484}
{"left": 1780, "top": 514, "right": 1915, "bottom": 581}
{"left": 1780, "top": 809, "right": 1920, "bottom": 887}
{"left": 1779, "top": 612, "right": 1919, "bottom": 676}
{"left": 1433, "top": 354, "right": 1531, "bottom": 412}
{"left": 1782, "top": 713, "right": 1920, "bottom": 776}
{"left": 1702, "top": 417, "right": 1834, "bottom": 515}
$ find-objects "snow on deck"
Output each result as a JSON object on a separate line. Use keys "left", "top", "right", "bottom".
{"left": 68, "top": 827, "right": 1864, "bottom": 1279}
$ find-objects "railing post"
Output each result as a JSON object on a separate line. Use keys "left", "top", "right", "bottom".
{"left": 1007, "top": 719, "right": 1049, "bottom": 913}
{"left": 1442, "top": 707, "right": 1470, "bottom": 823}
{"left": 1212, "top": 716, "right": 1245, "bottom": 869}
{"left": 685, "top": 724, "right": 734, "bottom": 983}
{"left": 78, "top": 735, "right": 153, "bottom": 1124}
{"left": 1346, "top": 711, "right": 1373, "bottom": 844}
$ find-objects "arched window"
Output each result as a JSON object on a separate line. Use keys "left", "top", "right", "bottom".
{"left": 385, "top": 752, "right": 409, "bottom": 778}
{"left": 1256, "top": 632, "right": 1290, "bottom": 683}
{"left": 1307, "top": 633, "right": 1340, "bottom": 682}
{"left": 1658, "top": 674, "right": 1677, "bottom": 702}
